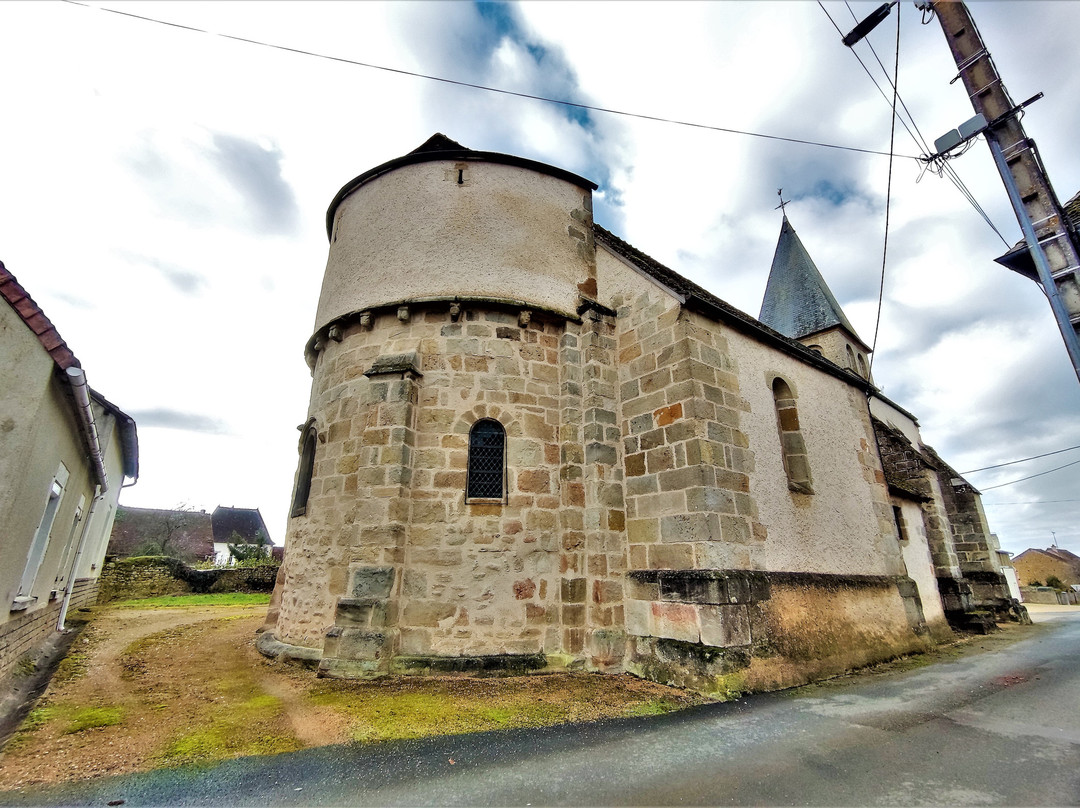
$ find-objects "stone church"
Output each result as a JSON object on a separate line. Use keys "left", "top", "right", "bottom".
{"left": 258, "top": 135, "right": 1019, "bottom": 694}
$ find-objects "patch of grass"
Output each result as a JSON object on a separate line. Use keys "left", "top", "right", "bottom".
{"left": 158, "top": 726, "right": 299, "bottom": 767}
{"left": 622, "top": 698, "right": 682, "bottom": 717}
{"left": 4, "top": 707, "right": 60, "bottom": 752}
{"left": 111, "top": 593, "right": 271, "bottom": 609}
{"left": 154, "top": 687, "right": 299, "bottom": 767}
{"left": 307, "top": 676, "right": 700, "bottom": 743}
{"left": 63, "top": 706, "right": 123, "bottom": 734}
{"left": 21, "top": 706, "right": 60, "bottom": 733}
{"left": 53, "top": 651, "right": 90, "bottom": 685}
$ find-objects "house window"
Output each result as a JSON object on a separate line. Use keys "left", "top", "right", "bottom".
{"left": 291, "top": 424, "right": 317, "bottom": 518}
{"left": 467, "top": 419, "right": 506, "bottom": 500}
{"left": 15, "top": 465, "right": 69, "bottom": 606}
{"left": 772, "top": 378, "right": 813, "bottom": 495}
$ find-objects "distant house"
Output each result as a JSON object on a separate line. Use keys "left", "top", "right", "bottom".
{"left": 1012, "top": 547, "right": 1080, "bottom": 588}
{"left": 1, "top": 261, "right": 138, "bottom": 680}
{"left": 211, "top": 506, "right": 272, "bottom": 566}
{"left": 106, "top": 506, "right": 214, "bottom": 561}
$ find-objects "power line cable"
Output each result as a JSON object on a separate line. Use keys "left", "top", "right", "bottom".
{"left": 978, "top": 458, "right": 1080, "bottom": 491}
{"left": 819, "top": 2, "right": 1010, "bottom": 247}
{"left": 962, "top": 444, "right": 1080, "bottom": 474}
{"left": 844, "top": 1, "right": 933, "bottom": 154}
{"left": 62, "top": 0, "right": 917, "bottom": 160}
{"left": 990, "top": 500, "right": 1080, "bottom": 505}
{"left": 867, "top": 3, "right": 901, "bottom": 373}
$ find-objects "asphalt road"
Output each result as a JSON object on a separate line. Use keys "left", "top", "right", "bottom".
{"left": 3, "top": 606, "right": 1078, "bottom": 807}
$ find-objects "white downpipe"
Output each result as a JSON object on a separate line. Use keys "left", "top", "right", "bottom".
{"left": 65, "top": 367, "right": 109, "bottom": 492}
{"left": 57, "top": 485, "right": 103, "bottom": 631}
{"left": 58, "top": 367, "right": 110, "bottom": 632}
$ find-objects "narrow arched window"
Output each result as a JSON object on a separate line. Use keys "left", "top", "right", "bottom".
{"left": 772, "top": 378, "right": 813, "bottom": 495}
{"left": 845, "top": 344, "right": 857, "bottom": 371}
{"left": 467, "top": 419, "right": 506, "bottom": 500}
{"left": 291, "top": 425, "right": 317, "bottom": 517}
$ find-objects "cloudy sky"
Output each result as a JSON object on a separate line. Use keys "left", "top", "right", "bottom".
{"left": 1, "top": 1, "right": 1077, "bottom": 557}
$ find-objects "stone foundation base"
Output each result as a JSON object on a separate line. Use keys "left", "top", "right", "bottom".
{"left": 254, "top": 631, "right": 321, "bottom": 666}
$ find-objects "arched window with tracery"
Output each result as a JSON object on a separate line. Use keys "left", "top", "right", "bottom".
{"left": 772, "top": 378, "right": 814, "bottom": 495}
{"left": 291, "top": 423, "right": 318, "bottom": 517}
{"left": 467, "top": 419, "right": 506, "bottom": 500}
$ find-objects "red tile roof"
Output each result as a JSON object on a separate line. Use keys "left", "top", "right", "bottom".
{"left": 0, "top": 260, "right": 80, "bottom": 370}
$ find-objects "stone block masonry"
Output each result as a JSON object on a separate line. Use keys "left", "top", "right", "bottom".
{"left": 617, "top": 293, "right": 764, "bottom": 575}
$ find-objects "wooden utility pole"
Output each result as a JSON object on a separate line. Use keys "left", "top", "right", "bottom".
{"left": 930, "top": 1, "right": 1080, "bottom": 380}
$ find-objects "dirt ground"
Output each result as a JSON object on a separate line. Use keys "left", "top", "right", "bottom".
{"left": 0, "top": 603, "right": 705, "bottom": 789}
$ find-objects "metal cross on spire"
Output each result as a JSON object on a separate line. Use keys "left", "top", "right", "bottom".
{"left": 775, "top": 188, "right": 790, "bottom": 218}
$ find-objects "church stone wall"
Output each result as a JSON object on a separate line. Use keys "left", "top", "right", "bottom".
{"left": 267, "top": 140, "right": 965, "bottom": 692}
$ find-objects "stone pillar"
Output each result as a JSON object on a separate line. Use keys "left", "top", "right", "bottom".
{"left": 579, "top": 307, "right": 626, "bottom": 671}
{"left": 620, "top": 298, "right": 764, "bottom": 575}
{"left": 319, "top": 354, "right": 419, "bottom": 677}
{"left": 557, "top": 320, "right": 586, "bottom": 659}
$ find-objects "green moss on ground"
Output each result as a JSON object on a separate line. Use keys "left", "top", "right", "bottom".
{"left": 111, "top": 593, "right": 271, "bottom": 609}
{"left": 63, "top": 706, "right": 123, "bottom": 734}
{"left": 155, "top": 688, "right": 301, "bottom": 767}
{"left": 308, "top": 675, "right": 700, "bottom": 743}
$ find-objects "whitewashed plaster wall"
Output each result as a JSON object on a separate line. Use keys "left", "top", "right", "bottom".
{"left": 726, "top": 332, "right": 903, "bottom": 577}
{"left": 318, "top": 160, "right": 594, "bottom": 331}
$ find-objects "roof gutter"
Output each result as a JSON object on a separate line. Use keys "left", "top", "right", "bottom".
{"left": 65, "top": 367, "right": 109, "bottom": 493}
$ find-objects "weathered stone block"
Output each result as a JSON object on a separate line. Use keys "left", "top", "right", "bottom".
{"left": 651, "top": 601, "right": 700, "bottom": 643}
{"left": 333, "top": 628, "right": 393, "bottom": 660}
{"left": 586, "top": 442, "right": 617, "bottom": 465}
{"left": 660, "top": 512, "right": 720, "bottom": 543}
{"left": 698, "top": 604, "right": 751, "bottom": 647}
{"left": 402, "top": 601, "right": 456, "bottom": 627}
{"left": 561, "top": 577, "right": 587, "bottom": 603}
{"left": 648, "top": 543, "right": 694, "bottom": 570}
{"left": 348, "top": 566, "right": 395, "bottom": 599}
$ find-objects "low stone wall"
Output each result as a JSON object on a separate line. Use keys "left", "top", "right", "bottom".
{"left": 97, "top": 557, "right": 280, "bottom": 603}
{"left": 1021, "top": 586, "right": 1077, "bottom": 605}
{"left": 0, "top": 579, "right": 98, "bottom": 681}
{"left": 624, "top": 569, "right": 931, "bottom": 696}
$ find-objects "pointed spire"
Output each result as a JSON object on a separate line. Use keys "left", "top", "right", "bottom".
{"left": 759, "top": 216, "right": 863, "bottom": 344}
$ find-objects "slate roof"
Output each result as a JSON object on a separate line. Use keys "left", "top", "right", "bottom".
{"left": 211, "top": 506, "right": 272, "bottom": 545}
{"left": 107, "top": 506, "right": 215, "bottom": 560}
{"left": 594, "top": 224, "right": 875, "bottom": 391}
{"left": 758, "top": 217, "right": 866, "bottom": 348}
